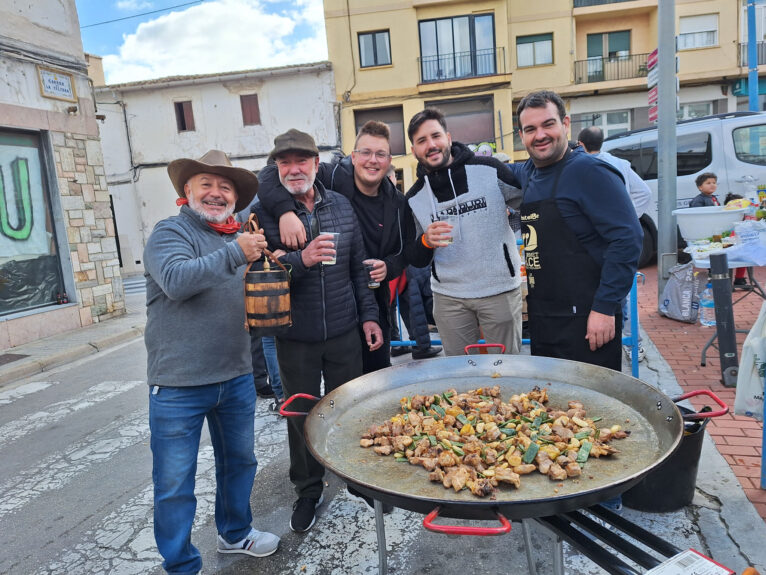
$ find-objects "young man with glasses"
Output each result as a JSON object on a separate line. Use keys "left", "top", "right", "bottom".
{"left": 257, "top": 121, "right": 439, "bottom": 374}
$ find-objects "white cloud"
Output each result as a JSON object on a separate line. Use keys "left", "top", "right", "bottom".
{"left": 102, "top": 0, "right": 327, "bottom": 84}
{"left": 115, "top": 0, "right": 153, "bottom": 10}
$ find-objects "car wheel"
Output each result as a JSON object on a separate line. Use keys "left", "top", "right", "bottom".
{"left": 638, "top": 216, "right": 657, "bottom": 268}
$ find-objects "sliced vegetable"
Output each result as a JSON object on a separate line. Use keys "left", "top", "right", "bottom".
{"left": 428, "top": 434, "right": 437, "bottom": 446}
{"left": 522, "top": 442, "right": 539, "bottom": 464}
{"left": 456, "top": 413, "right": 469, "bottom": 426}
{"left": 575, "top": 430, "right": 592, "bottom": 440}
{"left": 576, "top": 441, "right": 592, "bottom": 464}
{"left": 432, "top": 404, "right": 446, "bottom": 419}
{"left": 395, "top": 457, "right": 408, "bottom": 462}
{"left": 442, "top": 393, "right": 453, "bottom": 405}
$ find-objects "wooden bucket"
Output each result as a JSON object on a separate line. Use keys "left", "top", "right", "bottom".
{"left": 242, "top": 213, "right": 291, "bottom": 332}
{"left": 245, "top": 261, "right": 291, "bottom": 329}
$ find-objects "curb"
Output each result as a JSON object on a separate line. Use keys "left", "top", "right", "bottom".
{"left": 0, "top": 323, "right": 146, "bottom": 388}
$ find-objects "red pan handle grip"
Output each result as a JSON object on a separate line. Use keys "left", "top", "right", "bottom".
{"left": 672, "top": 389, "right": 729, "bottom": 419}
{"left": 279, "top": 393, "right": 320, "bottom": 417}
{"left": 422, "top": 506, "right": 512, "bottom": 536}
{"left": 464, "top": 343, "right": 506, "bottom": 355}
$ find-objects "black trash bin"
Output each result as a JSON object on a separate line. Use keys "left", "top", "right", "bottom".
{"left": 623, "top": 406, "right": 709, "bottom": 513}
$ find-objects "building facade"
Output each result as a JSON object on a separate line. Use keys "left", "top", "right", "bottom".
{"left": 0, "top": 1, "right": 124, "bottom": 350}
{"left": 92, "top": 62, "right": 338, "bottom": 275}
{"left": 325, "top": 0, "right": 765, "bottom": 189}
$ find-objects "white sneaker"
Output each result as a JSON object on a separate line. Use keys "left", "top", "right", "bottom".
{"left": 217, "top": 527, "right": 279, "bottom": 557}
{"left": 623, "top": 344, "right": 645, "bottom": 362}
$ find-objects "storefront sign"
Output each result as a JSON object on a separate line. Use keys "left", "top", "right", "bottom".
{"left": 37, "top": 66, "right": 77, "bottom": 102}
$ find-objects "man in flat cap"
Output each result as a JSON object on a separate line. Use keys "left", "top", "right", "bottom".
{"left": 144, "top": 150, "right": 278, "bottom": 574}
{"left": 251, "top": 130, "right": 383, "bottom": 533}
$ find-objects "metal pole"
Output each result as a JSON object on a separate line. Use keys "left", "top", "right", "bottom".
{"left": 374, "top": 500, "right": 387, "bottom": 574}
{"left": 709, "top": 253, "right": 738, "bottom": 387}
{"left": 656, "top": 0, "right": 678, "bottom": 297}
{"left": 748, "top": 1, "right": 759, "bottom": 111}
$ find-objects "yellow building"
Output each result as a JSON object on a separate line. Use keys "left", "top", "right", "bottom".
{"left": 324, "top": 0, "right": 764, "bottom": 186}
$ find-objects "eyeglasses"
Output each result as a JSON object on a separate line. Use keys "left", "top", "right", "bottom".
{"left": 353, "top": 149, "right": 391, "bottom": 160}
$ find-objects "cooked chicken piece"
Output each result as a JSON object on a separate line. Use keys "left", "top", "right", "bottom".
{"left": 373, "top": 436, "right": 391, "bottom": 446}
{"left": 513, "top": 464, "right": 537, "bottom": 475}
{"left": 438, "top": 450, "right": 458, "bottom": 467}
{"left": 469, "top": 477, "right": 495, "bottom": 497}
{"left": 463, "top": 453, "right": 483, "bottom": 468}
{"left": 421, "top": 417, "right": 439, "bottom": 434}
{"left": 373, "top": 445, "right": 393, "bottom": 456}
{"left": 360, "top": 438, "right": 374, "bottom": 447}
{"left": 402, "top": 424, "right": 415, "bottom": 436}
{"left": 590, "top": 444, "right": 619, "bottom": 457}
{"left": 410, "top": 395, "right": 426, "bottom": 410}
{"left": 408, "top": 412, "right": 422, "bottom": 427}
{"left": 428, "top": 468, "right": 444, "bottom": 482}
{"left": 598, "top": 428, "right": 613, "bottom": 442}
{"left": 443, "top": 414, "right": 456, "bottom": 427}
{"left": 551, "top": 425, "right": 574, "bottom": 440}
{"left": 567, "top": 408, "right": 586, "bottom": 419}
{"left": 556, "top": 455, "right": 573, "bottom": 466}
{"left": 565, "top": 461, "right": 582, "bottom": 477}
{"left": 392, "top": 435, "right": 414, "bottom": 452}
{"left": 462, "top": 439, "right": 483, "bottom": 454}
{"left": 413, "top": 438, "right": 431, "bottom": 457}
{"left": 548, "top": 463, "right": 567, "bottom": 481}
{"left": 409, "top": 456, "right": 439, "bottom": 471}
{"left": 568, "top": 400, "right": 584, "bottom": 410}
{"left": 484, "top": 427, "right": 502, "bottom": 442}
{"left": 537, "top": 457, "right": 553, "bottom": 475}
{"left": 443, "top": 466, "right": 471, "bottom": 492}
{"left": 613, "top": 430, "right": 629, "bottom": 439}
{"left": 480, "top": 448, "right": 495, "bottom": 465}
{"left": 447, "top": 432, "right": 463, "bottom": 443}
{"left": 494, "top": 467, "right": 521, "bottom": 488}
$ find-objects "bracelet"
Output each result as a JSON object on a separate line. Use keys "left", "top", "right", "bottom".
{"left": 421, "top": 234, "right": 434, "bottom": 249}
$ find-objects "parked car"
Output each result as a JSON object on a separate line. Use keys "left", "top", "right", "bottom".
{"left": 602, "top": 112, "right": 766, "bottom": 267}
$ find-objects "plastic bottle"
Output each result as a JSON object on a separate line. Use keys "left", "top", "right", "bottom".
{"left": 699, "top": 283, "right": 716, "bottom": 327}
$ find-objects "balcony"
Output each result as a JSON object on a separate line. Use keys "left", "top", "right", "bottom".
{"left": 418, "top": 47, "right": 506, "bottom": 84}
{"left": 740, "top": 41, "right": 766, "bottom": 67}
{"left": 574, "top": 52, "right": 649, "bottom": 84}
{"left": 574, "top": 0, "right": 640, "bottom": 6}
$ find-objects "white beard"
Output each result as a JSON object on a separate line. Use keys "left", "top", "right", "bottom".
{"left": 187, "top": 195, "right": 235, "bottom": 223}
{"left": 279, "top": 174, "right": 315, "bottom": 197}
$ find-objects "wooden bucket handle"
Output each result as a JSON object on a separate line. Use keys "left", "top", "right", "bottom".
{"left": 242, "top": 212, "right": 290, "bottom": 331}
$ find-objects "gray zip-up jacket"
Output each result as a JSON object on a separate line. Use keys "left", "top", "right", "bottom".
{"left": 143, "top": 205, "right": 252, "bottom": 387}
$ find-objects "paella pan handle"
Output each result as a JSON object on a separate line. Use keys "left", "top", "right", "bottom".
{"left": 279, "top": 393, "right": 321, "bottom": 417}
{"left": 422, "top": 506, "right": 511, "bottom": 536}
{"left": 464, "top": 343, "right": 506, "bottom": 355}
{"left": 671, "top": 389, "right": 729, "bottom": 420}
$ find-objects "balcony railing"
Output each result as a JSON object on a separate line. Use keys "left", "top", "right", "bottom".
{"left": 574, "top": 52, "right": 649, "bottom": 84}
{"left": 740, "top": 41, "right": 766, "bottom": 67}
{"left": 574, "top": 0, "right": 641, "bottom": 7}
{"left": 418, "top": 47, "right": 505, "bottom": 84}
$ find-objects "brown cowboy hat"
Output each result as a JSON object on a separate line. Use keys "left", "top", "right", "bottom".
{"left": 167, "top": 149, "right": 258, "bottom": 213}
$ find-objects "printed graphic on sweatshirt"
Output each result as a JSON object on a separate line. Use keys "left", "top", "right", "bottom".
{"left": 428, "top": 197, "right": 487, "bottom": 223}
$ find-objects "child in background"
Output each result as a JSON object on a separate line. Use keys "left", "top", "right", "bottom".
{"left": 689, "top": 173, "right": 720, "bottom": 207}
{"left": 724, "top": 192, "right": 748, "bottom": 288}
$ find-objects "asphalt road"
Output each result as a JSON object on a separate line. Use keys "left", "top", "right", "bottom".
{"left": 0, "top": 336, "right": 752, "bottom": 574}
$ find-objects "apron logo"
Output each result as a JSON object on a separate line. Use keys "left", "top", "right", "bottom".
{"left": 520, "top": 212, "right": 539, "bottom": 222}
{"left": 522, "top": 224, "right": 541, "bottom": 270}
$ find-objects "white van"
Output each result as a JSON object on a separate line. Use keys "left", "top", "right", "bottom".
{"left": 601, "top": 112, "right": 766, "bottom": 267}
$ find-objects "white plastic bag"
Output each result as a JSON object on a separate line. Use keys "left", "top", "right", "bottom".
{"left": 734, "top": 301, "right": 766, "bottom": 421}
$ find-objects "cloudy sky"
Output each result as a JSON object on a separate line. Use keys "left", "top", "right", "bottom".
{"left": 75, "top": 0, "right": 328, "bottom": 84}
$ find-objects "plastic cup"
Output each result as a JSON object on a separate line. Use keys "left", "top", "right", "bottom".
{"left": 323, "top": 232, "right": 339, "bottom": 265}
{"left": 364, "top": 259, "right": 380, "bottom": 289}
{"left": 440, "top": 214, "right": 459, "bottom": 243}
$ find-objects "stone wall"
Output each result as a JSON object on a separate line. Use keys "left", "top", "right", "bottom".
{"left": 52, "top": 131, "right": 125, "bottom": 326}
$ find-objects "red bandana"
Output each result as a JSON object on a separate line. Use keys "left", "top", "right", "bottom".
{"left": 176, "top": 198, "right": 242, "bottom": 234}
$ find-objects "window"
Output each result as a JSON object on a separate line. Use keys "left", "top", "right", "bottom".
{"left": 516, "top": 34, "right": 553, "bottom": 68}
{"left": 0, "top": 130, "right": 65, "bottom": 315}
{"left": 240, "top": 94, "right": 261, "bottom": 126}
{"left": 419, "top": 14, "right": 496, "bottom": 82}
{"left": 676, "top": 102, "right": 712, "bottom": 121}
{"left": 353, "top": 106, "right": 405, "bottom": 156}
{"left": 586, "top": 31, "right": 630, "bottom": 82}
{"left": 733, "top": 125, "right": 766, "bottom": 166}
{"left": 740, "top": 0, "right": 766, "bottom": 42}
{"left": 359, "top": 31, "right": 391, "bottom": 68}
{"left": 571, "top": 109, "right": 631, "bottom": 138}
{"left": 425, "top": 96, "right": 494, "bottom": 146}
{"left": 678, "top": 14, "right": 718, "bottom": 50}
{"left": 174, "top": 101, "right": 195, "bottom": 132}
{"left": 609, "top": 133, "right": 711, "bottom": 180}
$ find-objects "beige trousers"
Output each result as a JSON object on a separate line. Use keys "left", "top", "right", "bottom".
{"left": 432, "top": 288, "right": 523, "bottom": 356}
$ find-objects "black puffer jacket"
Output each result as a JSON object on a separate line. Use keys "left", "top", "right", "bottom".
{"left": 252, "top": 180, "right": 378, "bottom": 343}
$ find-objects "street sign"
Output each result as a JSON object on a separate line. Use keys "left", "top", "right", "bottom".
{"left": 648, "top": 105, "right": 658, "bottom": 123}
{"left": 647, "top": 48, "right": 658, "bottom": 69}
{"left": 647, "top": 67, "right": 659, "bottom": 88}
{"left": 648, "top": 85, "right": 658, "bottom": 105}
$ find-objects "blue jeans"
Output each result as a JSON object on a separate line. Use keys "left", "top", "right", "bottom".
{"left": 262, "top": 336, "right": 283, "bottom": 400}
{"left": 149, "top": 373, "right": 257, "bottom": 574}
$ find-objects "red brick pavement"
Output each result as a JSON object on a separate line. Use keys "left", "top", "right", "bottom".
{"left": 636, "top": 264, "right": 765, "bottom": 521}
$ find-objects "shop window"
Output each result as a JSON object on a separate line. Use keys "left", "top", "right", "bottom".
{"left": 0, "top": 130, "right": 64, "bottom": 315}
{"left": 425, "top": 96, "right": 494, "bottom": 146}
{"left": 353, "top": 106, "right": 405, "bottom": 156}
{"left": 240, "top": 94, "right": 261, "bottom": 126}
{"left": 174, "top": 101, "right": 195, "bottom": 132}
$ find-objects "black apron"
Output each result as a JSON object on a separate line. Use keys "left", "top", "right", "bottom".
{"left": 520, "top": 152, "right": 622, "bottom": 371}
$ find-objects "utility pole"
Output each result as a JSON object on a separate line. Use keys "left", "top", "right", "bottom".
{"left": 657, "top": 0, "right": 678, "bottom": 296}
{"left": 748, "top": 0, "right": 759, "bottom": 111}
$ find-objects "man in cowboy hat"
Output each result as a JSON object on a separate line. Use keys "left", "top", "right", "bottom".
{"left": 251, "top": 129, "right": 383, "bottom": 533}
{"left": 144, "top": 150, "right": 278, "bottom": 574}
